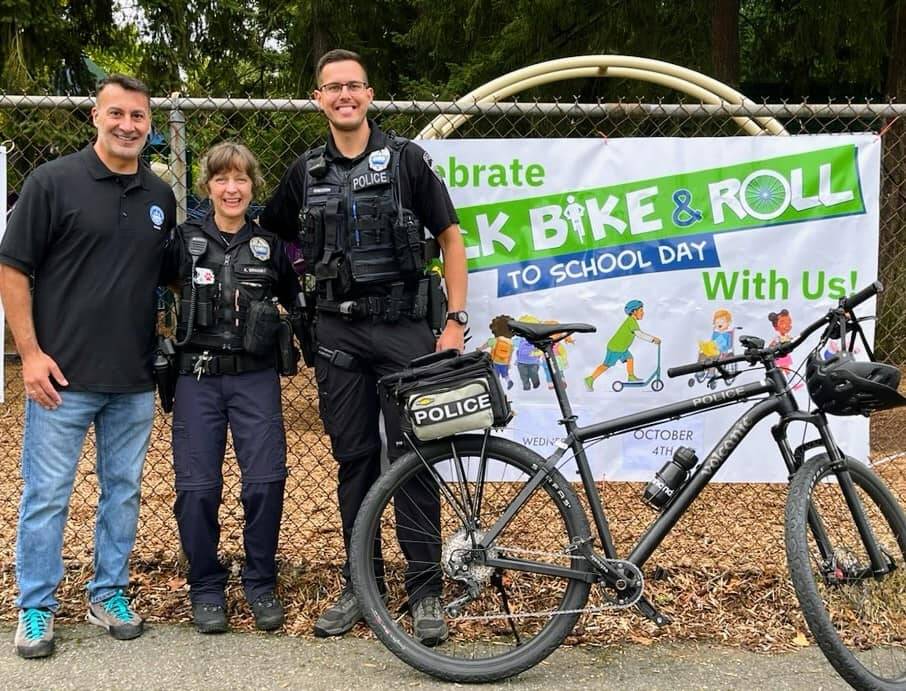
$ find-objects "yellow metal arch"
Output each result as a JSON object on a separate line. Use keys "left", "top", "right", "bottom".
{"left": 418, "top": 55, "right": 787, "bottom": 139}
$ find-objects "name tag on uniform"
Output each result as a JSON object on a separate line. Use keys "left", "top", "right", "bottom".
{"left": 351, "top": 170, "right": 390, "bottom": 191}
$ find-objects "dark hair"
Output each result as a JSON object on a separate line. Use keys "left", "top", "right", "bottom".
{"left": 315, "top": 49, "right": 368, "bottom": 85}
{"left": 768, "top": 308, "right": 790, "bottom": 327}
{"left": 96, "top": 74, "right": 150, "bottom": 103}
{"left": 489, "top": 314, "right": 514, "bottom": 338}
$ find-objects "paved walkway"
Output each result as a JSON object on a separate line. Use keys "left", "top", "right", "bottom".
{"left": 0, "top": 623, "right": 850, "bottom": 690}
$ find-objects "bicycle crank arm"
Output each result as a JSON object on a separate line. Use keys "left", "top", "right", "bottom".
{"left": 634, "top": 595, "right": 671, "bottom": 628}
{"left": 579, "top": 544, "right": 641, "bottom": 592}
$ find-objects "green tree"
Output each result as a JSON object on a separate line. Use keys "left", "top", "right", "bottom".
{"left": 1, "top": 0, "right": 115, "bottom": 91}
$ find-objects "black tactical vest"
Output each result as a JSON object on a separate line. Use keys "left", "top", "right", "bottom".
{"left": 298, "top": 136, "right": 425, "bottom": 299}
{"left": 176, "top": 218, "right": 282, "bottom": 352}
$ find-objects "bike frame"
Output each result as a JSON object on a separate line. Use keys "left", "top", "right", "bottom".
{"left": 468, "top": 342, "right": 888, "bottom": 585}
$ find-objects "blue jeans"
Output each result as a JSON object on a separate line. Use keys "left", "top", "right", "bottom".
{"left": 15, "top": 390, "right": 155, "bottom": 611}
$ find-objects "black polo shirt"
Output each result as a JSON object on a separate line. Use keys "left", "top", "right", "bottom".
{"left": 261, "top": 120, "right": 459, "bottom": 242}
{"left": 0, "top": 145, "right": 177, "bottom": 392}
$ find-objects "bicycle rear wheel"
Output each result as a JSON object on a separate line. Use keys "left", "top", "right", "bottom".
{"left": 786, "top": 454, "right": 906, "bottom": 690}
{"left": 349, "top": 434, "right": 593, "bottom": 683}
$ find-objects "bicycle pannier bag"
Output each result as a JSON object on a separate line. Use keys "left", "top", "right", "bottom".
{"left": 380, "top": 350, "right": 513, "bottom": 442}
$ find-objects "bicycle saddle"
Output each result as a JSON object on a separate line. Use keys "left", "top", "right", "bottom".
{"left": 507, "top": 320, "right": 596, "bottom": 342}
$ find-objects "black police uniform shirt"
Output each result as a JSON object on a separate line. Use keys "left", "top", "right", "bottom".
{"left": 162, "top": 213, "right": 301, "bottom": 348}
{"left": 260, "top": 120, "right": 459, "bottom": 277}
{"left": 0, "top": 145, "right": 177, "bottom": 393}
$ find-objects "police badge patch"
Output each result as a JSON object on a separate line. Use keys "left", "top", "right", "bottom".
{"left": 149, "top": 204, "right": 165, "bottom": 230}
{"left": 369, "top": 148, "right": 391, "bottom": 172}
{"left": 250, "top": 236, "right": 271, "bottom": 261}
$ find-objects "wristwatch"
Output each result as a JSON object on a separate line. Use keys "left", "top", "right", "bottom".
{"left": 446, "top": 310, "right": 469, "bottom": 326}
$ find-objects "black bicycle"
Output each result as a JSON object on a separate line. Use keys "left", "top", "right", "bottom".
{"left": 349, "top": 282, "right": 906, "bottom": 688}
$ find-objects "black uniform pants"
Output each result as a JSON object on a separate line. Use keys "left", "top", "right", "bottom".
{"left": 171, "top": 367, "right": 287, "bottom": 605}
{"left": 314, "top": 313, "right": 441, "bottom": 601}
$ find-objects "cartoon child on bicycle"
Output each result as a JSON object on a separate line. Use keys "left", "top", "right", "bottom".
{"left": 584, "top": 299, "right": 661, "bottom": 391}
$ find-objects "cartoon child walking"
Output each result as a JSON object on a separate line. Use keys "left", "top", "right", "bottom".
{"left": 585, "top": 299, "right": 661, "bottom": 392}
{"left": 768, "top": 308, "right": 803, "bottom": 390}
{"left": 513, "top": 314, "right": 542, "bottom": 390}
{"left": 479, "top": 314, "right": 515, "bottom": 390}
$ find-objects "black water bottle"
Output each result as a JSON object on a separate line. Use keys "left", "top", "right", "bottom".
{"left": 643, "top": 446, "right": 698, "bottom": 510}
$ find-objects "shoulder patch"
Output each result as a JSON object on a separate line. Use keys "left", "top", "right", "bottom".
{"left": 149, "top": 204, "right": 165, "bottom": 230}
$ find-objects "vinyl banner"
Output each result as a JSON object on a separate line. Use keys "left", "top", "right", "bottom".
{"left": 420, "top": 135, "right": 880, "bottom": 482}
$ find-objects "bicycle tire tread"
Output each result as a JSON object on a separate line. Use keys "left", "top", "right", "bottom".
{"left": 785, "top": 454, "right": 906, "bottom": 691}
{"left": 350, "top": 434, "right": 592, "bottom": 683}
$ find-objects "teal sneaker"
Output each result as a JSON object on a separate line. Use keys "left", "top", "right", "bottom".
{"left": 87, "top": 590, "right": 144, "bottom": 640}
{"left": 15, "top": 608, "right": 54, "bottom": 659}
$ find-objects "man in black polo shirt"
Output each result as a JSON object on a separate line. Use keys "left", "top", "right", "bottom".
{"left": 0, "top": 75, "right": 176, "bottom": 659}
{"left": 261, "top": 49, "right": 468, "bottom": 646}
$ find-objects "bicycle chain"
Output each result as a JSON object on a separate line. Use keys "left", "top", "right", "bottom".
{"left": 444, "top": 544, "right": 645, "bottom": 622}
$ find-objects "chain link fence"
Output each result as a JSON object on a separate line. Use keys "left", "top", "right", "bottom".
{"left": 1, "top": 96, "right": 905, "bottom": 644}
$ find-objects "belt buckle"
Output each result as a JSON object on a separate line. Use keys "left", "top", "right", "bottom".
{"left": 339, "top": 300, "right": 356, "bottom": 316}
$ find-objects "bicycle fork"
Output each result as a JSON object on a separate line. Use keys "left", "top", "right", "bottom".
{"left": 780, "top": 417, "right": 894, "bottom": 581}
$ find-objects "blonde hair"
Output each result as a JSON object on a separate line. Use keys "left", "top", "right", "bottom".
{"left": 712, "top": 308, "right": 732, "bottom": 323}
{"left": 196, "top": 141, "right": 265, "bottom": 197}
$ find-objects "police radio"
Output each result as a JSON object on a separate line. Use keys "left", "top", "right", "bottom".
{"left": 174, "top": 237, "right": 209, "bottom": 347}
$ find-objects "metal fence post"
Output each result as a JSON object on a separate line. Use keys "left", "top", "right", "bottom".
{"left": 168, "top": 92, "right": 188, "bottom": 223}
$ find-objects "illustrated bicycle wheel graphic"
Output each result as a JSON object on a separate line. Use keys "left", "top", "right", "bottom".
{"left": 741, "top": 170, "right": 790, "bottom": 220}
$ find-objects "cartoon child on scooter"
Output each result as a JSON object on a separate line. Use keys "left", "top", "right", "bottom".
{"left": 584, "top": 299, "right": 664, "bottom": 392}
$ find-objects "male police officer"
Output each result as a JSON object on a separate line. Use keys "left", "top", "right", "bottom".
{"left": 261, "top": 49, "right": 468, "bottom": 645}
{"left": 0, "top": 75, "right": 176, "bottom": 658}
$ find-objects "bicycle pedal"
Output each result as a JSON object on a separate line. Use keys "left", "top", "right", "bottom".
{"left": 635, "top": 595, "right": 671, "bottom": 628}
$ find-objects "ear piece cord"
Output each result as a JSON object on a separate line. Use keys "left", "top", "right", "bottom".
{"left": 174, "top": 237, "right": 209, "bottom": 347}
{"left": 174, "top": 254, "right": 201, "bottom": 347}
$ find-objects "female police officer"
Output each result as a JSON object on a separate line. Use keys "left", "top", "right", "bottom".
{"left": 164, "top": 142, "right": 300, "bottom": 634}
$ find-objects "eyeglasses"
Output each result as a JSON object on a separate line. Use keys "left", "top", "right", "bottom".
{"left": 317, "top": 81, "right": 369, "bottom": 95}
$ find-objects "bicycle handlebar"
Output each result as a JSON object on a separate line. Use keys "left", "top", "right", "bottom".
{"left": 666, "top": 282, "right": 884, "bottom": 380}
{"left": 666, "top": 353, "right": 748, "bottom": 379}
{"left": 841, "top": 280, "right": 882, "bottom": 311}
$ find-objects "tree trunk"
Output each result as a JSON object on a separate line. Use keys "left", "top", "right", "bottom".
{"left": 886, "top": 0, "right": 906, "bottom": 101}
{"left": 711, "top": 0, "right": 740, "bottom": 87}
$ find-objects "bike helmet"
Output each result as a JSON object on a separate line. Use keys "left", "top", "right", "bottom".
{"left": 805, "top": 351, "right": 906, "bottom": 416}
{"left": 624, "top": 299, "right": 644, "bottom": 315}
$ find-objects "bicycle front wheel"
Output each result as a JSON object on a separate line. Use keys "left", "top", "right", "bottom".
{"left": 786, "top": 454, "right": 906, "bottom": 690}
{"left": 349, "top": 434, "right": 593, "bottom": 683}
